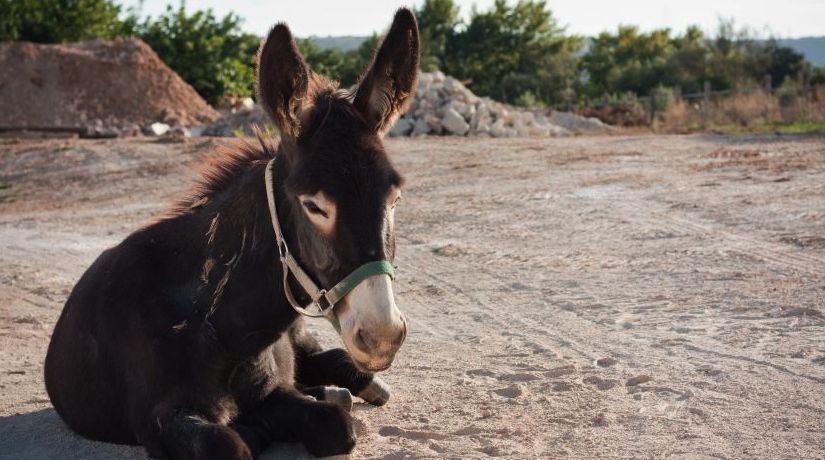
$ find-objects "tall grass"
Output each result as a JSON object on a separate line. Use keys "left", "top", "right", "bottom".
{"left": 657, "top": 87, "right": 825, "bottom": 133}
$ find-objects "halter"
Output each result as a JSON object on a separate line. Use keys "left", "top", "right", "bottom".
{"left": 264, "top": 159, "right": 396, "bottom": 332}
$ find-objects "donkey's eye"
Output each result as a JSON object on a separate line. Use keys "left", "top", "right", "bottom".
{"left": 302, "top": 200, "right": 328, "bottom": 218}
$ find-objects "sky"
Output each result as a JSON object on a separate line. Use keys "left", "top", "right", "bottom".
{"left": 121, "top": 0, "right": 825, "bottom": 39}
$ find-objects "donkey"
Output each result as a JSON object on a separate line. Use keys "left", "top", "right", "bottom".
{"left": 44, "top": 8, "right": 419, "bottom": 459}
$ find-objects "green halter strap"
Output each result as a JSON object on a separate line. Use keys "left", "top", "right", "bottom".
{"left": 264, "top": 159, "right": 396, "bottom": 331}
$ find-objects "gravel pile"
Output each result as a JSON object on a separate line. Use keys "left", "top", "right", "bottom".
{"left": 203, "top": 71, "right": 613, "bottom": 138}
{"left": 388, "top": 71, "right": 611, "bottom": 137}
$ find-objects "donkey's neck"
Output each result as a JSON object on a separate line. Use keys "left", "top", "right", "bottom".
{"left": 197, "top": 148, "right": 300, "bottom": 356}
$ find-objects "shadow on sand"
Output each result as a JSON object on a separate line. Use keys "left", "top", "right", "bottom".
{"left": 0, "top": 408, "right": 327, "bottom": 459}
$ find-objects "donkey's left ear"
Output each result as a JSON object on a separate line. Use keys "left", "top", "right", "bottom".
{"left": 353, "top": 8, "right": 420, "bottom": 136}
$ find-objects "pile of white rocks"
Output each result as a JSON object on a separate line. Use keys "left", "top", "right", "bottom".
{"left": 389, "top": 71, "right": 610, "bottom": 138}
{"left": 200, "top": 71, "right": 611, "bottom": 138}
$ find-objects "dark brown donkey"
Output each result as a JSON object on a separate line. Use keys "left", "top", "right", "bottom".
{"left": 44, "top": 9, "right": 419, "bottom": 459}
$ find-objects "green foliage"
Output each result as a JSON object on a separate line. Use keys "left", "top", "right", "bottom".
{"left": 514, "top": 91, "right": 546, "bottom": 109}
{"left": 0, "top": 0, "right": 128, "bottom": 42}
{"left": 414, "top": 0, "right": 460, "bottom": 71}
{"left": 443, "top": 0, "right": 582, "bottom": 106}
{"left": 582, "top": 20, "right": 810, "bottom": 100}
{"left": 299, "top": 33, "right": 379, "bottom": 87}
{"left": 134, "top": 5, "right": 260, "bottom": 105}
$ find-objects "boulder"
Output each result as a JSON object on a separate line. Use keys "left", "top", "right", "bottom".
{"left": 389, "top": 117, "right": 414, "bottom": 137}
{"left": 441, "top": 108, "right": 469, "bottom": 135}
{"left": 412, "top": 117, "right": 431, "bottom": 136}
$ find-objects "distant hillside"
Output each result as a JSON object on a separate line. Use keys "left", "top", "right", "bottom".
{"left": 779, "top": 37, "right": 825, "bottom": 67}
{"left": 307, "top": 36, "right": 368, "bottom": 53}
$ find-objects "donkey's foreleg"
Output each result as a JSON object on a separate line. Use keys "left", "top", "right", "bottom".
{"left": 295, "top": 347, "right": 392, "bottom": 406}
{"left": 239, "top": 387, "right": 356, "bottom": 458}
{"left": 143, "top": 406, "right": 253, "bottom": 460}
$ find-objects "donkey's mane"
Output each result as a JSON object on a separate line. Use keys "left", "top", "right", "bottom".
{"left": 170, "top": 130, "right": 277, "bottom": 216}
{"left": 169, "top": 87, "right": 358, "bottom": 219}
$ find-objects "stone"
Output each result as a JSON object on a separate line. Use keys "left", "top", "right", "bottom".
{"left": 389, "top": 117, "right": 414, "bottom": 137}
{"left": 169, "top": 126, "right": 191, "bottom": 138}
{"left": 145, "top": 122, "right": 170, "bottom": 136}
{"left": 490, "top": 119, "right": 509, "bottom": 138}
{"left": 441, "top": 108, "right": 469, "bottom": 135}
{"left": 425, "top": 115, "right": 443, "bottom": 134}
{"left": 513, "top": 118, "right": 530, "bottom": 137}
{"left": 412, "top": 117, "right": 431, "bottom": 136}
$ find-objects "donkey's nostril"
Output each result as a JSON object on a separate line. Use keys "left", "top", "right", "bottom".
{"left": 392, "top": 318, "right": 407, "bottom": 347}
{"left": 355, "top": 328, "right": 376, "bottom": 352}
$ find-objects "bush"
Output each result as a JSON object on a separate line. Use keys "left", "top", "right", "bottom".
{"left": 135, "top": 5, "right": 260, "bottom": 105}
{"left": 0, "top": 0, "right": 127, "bottom": 42}
{"left": 651, "top": 86, "right": 675, "bottom": 112}
{"left": 514, "top": 91, "right": 546, "bottom": 109}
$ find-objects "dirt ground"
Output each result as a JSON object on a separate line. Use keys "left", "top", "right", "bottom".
{"left": 1, "top": 134, "right": 824, "bottom": 459}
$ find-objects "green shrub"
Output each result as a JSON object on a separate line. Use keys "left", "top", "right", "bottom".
{"left": 0, "top": 0, "right": 127, "bottom": 42}
{"left": 514, "top": 91, "right": 546, "bottom": 109}
{"left": 135, "top": 5, "right": 260, "bottom": 105}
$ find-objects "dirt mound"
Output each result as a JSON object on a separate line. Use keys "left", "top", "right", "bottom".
{"left": 0, "top": 39, "right": 218, "bottom": 134}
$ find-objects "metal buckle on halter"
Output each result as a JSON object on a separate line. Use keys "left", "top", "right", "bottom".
{"left": 277, "top": 240, "right": 289, "bottom": 259}
{"left": 316, "top": 289, "right": 331, "bottom": 312}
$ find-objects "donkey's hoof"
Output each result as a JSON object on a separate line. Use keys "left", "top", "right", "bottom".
{"left": 323, "top": 387, "right": 353, "bottom": 412}
{"left": 357, "top": 377, "right": 391, "bottom": 406}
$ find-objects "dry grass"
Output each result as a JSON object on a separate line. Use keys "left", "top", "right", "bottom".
{"left": 657, "top": 87, "right": 825, "bottom": 133}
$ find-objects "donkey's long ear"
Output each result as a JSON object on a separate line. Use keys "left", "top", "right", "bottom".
{"left": 353, "top": 8, "right": 420, "bottom": 136}
{"left": 256, "top": 24, "right": 311, "bottom": 140}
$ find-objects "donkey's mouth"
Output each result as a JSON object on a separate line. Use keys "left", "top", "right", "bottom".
{"left": 357, "top": 361, "right": 392, "bottom": 373}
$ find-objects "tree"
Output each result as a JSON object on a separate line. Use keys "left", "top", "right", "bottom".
{"left": 0, "top": 0, "right": 127, "bottom": 42}
{"left": 298, "top": 33, "right": 379, "bottom": 88}
{"left": 414, "top": 0, "right": 460, "bottom": 71}
{"left": 582, "top": 26, "right": 676, "bottom": 98}
{"left": 443, "top": 0, "right": 581, "bottom": 106}
{"left": 135, "top": 5, "right": 260, "bottom": 105}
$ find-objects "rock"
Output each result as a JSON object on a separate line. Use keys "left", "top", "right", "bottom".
{"left": 412, "top": 117, "right": 431, "bottom": 136}
{"left": 513, "top": 117, "right": 530, "bottom": 137}
{"left": 549, "top": 111, "right": 610, "bottom": 133}
{"left": 83, "top": 125, "right": 119, "bottom": 138}
{"left": 389, "top": 117, "right": 414, "bottom": 137}
{"left": 490, "top": 119, "right": 510, "bottom": 138}
{"left": 169, "top": 126, "right": 191, "bottom": 138}
{"left": 188, "top": 125, "right": 205, "bottom": 137}
{"left": 239, "top": 97, "right": 255, "bottom": 112}
{"left": 441, "top": 108, "right": 469, "bottom": 135}
{"left": 145, "top": 122, "right": 170, "bottom": 136}
{"left": 425, "top": 115, "right": 443, "bottom": 135}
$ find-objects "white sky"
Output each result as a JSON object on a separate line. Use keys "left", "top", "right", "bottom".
{"left": 122, "top": 0, "right": 825, "bottom": 39}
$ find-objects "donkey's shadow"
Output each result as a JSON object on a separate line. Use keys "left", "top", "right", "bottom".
{"left": 0, "top": 409, "right": 337, "bottom": 459}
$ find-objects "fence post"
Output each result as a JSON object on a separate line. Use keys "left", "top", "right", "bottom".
{"left": 674, "top": 85, "right": 682, "bottom": 103}
{"left": 803, "top": 72, "right": 811, "bottom": 99}
{"left": 703, "top": 81, "right": 711, "bottom": 126}
{"left": 763, "top": 74, "right": 772, "bottom": 93}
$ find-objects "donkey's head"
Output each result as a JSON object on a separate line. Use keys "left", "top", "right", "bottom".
{"left": 257, "top": 9, "right": 419, "bottom": 372}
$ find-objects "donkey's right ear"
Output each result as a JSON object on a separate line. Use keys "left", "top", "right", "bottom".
{"left": 256, "top": 24, "right": 310, "bottom": 140}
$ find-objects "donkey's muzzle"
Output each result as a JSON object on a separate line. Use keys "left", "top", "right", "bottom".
{"left": 337, "top": 274, "right": 406, "bottom": 372}
{"left": 352, "top": 315, "right": 407, "bottom": 370}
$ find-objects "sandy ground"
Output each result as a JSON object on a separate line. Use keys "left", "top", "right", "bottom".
{"left": 1, "top": 134, "right": 824, "bottom": 459}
